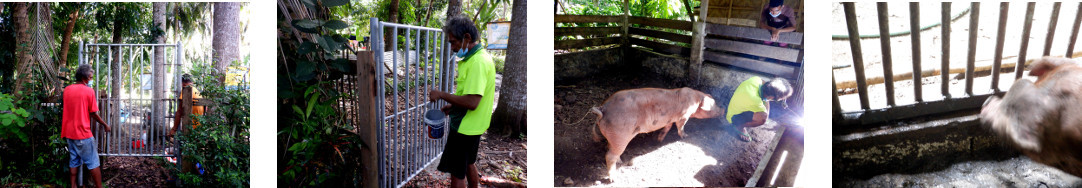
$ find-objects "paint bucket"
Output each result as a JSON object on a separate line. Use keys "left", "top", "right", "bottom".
{"left": 424, "top": 109, "right": 446, "bottom": 139}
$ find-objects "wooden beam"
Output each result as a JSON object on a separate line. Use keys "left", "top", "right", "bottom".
{"left": 554, "top": 27, "right": 621, "bottom": 37}
{"left": 555, "top": 37, "right": 621, "bottom": 50}
{"left": 704, "top": 38, "right": 801, "bottom": 62}
{"left": 357, "top": 50, "right": 379, "bottom": 188}
{"left": 702, "top": 50, "right": 796, "bottom": 79}
{"left": 628, "top": 27, "right": 692, "bottom": 44}
{"left": 705, "top": 23, "right": 803, "bottom": 45}
{"left": 631, "top": 37, "right": 690, "bottom": 56}
{"left": 554, "top": 14, "right": 623, "bottom": 23}
{"left": 838, "top": 93, "right": 995, "bottom": 127}
{"left": 630, "top": 16, "right": 694, "bottom": 31}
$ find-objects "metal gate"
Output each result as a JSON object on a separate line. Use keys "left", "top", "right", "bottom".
{"left": 78, "top": 41, "right": 184, "bottom": 158}
{"left": 369, "top": 18, "right": 456, "bottom": 188}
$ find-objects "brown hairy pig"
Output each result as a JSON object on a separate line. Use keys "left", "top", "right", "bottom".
{"left": 980, "top": 57, "right": 1082, "bottom": 177}
{"left": 590, "top": 87, "right": 725, "bottom": 172}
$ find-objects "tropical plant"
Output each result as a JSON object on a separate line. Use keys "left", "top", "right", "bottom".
{"left": 174, "top": 60, "right": 251, "bottom": 187}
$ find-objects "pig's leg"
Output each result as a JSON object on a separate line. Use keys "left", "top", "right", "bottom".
{"left": 675, "top": 118, "right": 689, "bottom": 138}
{"left": 605, "top": 134, "right": 632, "bottom": 172}
{"left": 657, "top": 123, "right": 672, "bottom": 141}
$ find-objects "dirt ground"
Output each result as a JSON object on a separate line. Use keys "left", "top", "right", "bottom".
{"left": 403, "top": 135, "right": 528, "bottom": 188}
{"left": 840, "top": 156, "right": 1082, "bottom": 187}
{"left": 552, "top": 71, "right": 788, "bottom": 187}
{"left": 100, "top": 156, "right": 173, "bottom": 187}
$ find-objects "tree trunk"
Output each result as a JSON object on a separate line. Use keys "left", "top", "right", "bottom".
{"left": 384, "top": 0, "right": 399, "bottom": 51}
{"left": 12, "top": 2, "right": 32, "bottom": 99}
{"left": 58, "top": 3, "right": 81, "bottom": 69}
{"left": 447, "top": 0, "right": 462, "bottom": 19}
{"left": 153, "top": 2, "right": 167, "bottom": 138}
{"left": 490, "top": 0, "right": 527, "bottom": 138}
{"left": 111, "top": 4, "right": 124, "bottom": 128}
{"left": 213, "top": 2, "right": 240, "bottom": 84}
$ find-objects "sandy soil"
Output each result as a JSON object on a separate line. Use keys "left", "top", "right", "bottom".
{"left": 552, "top": 71, "right": 788, "bottom": 187}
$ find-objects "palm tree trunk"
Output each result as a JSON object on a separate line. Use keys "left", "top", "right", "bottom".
{"left": 153, "top": 2, "right": 167, "bottom": 134}
{"left": 447, "top": 0, "right": 462, "bottom": 19}
{"left": 490, "top": 0, "right": 527, "bottom": 138}
{"left": 213, "top": 2, "right": 240, "bottom": 84}
{"left": 12, "top": 2, "right": 32, "bottom": 99}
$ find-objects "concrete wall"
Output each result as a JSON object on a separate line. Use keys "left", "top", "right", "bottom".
{"left": 554, "top": 47, "right": 624, "bottom": 84}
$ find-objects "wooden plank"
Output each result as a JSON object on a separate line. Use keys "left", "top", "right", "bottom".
{"left": 705, "top": 23, "right": 803, "bottom": 45}
{"left": 357, "top": 50, "right": 379, "bottom": 188}
{"left": 629, "top": 16, "right": 693, "bottom": 31}
{"left": 554, "top": 14, "right": 623, "bottom": 23}
{"left": 628, "top": 27, "right": 692, "bottom": 44}
{"left": 704, "top": 38, "right": 801, "bottom": 62}
{"left": 630, "top": 37, "right": 690, "bottom": 56}
{"left": 555, "top": 37, "right": 621, "bottom": 50}
{"left": 702, "top": 50, "right": 796, "bottom": 79}
{"left": 554, "top": 27, "right": 621, "bottom": 37}
{"left": 838, "top": 93, "right": 994, "bottom": 127}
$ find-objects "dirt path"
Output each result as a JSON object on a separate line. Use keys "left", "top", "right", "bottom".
{"left": 100, "top": 156, "right": 172, "bottom": 187}
{"left": 403, "top": 135, "right": 528, "bottom": 188}
{"left": 553, "top": 71, "right": 784, "bottom": 187}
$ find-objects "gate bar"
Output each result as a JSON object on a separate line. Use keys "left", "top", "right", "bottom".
{"left": 842, "top": 2, "right": 870, "bottom": 110}
{"left": 965, "top": 2, "right": 979, "bottom": 96}
{"left": 992, "top": 3, "right": 1009, "bottom": 93}
{"left": 909, "top": 2, "right": 922, "bottom": 102}
{"left": 1043, "top": 2, "right": 1062, "bottom": 56}
{"left": 876, "top": 2, "right": 895, "bottom": 106}
{"left": 1017, "top": 2, "right": 1035, "bottom": 79}
{"left": 1069, "top": 3, "right": 1082, "bottom": 58}
{"left": 941, "top": 2, "right": 952, "bottom": 98}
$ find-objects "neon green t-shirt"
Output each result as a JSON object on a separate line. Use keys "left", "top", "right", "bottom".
{"left": 453, "top": 46, "right": 496, "bottom": 136}
{"left": 726, "top": 76, "right": 767, "bottom": 123}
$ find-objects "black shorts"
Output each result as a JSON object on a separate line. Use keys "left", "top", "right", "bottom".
{"left": 437, "top": 131, "right": 482, "bottom": 179}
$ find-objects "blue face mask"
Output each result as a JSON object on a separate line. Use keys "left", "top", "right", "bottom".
{"left": 770, "top": 11, "right": 781, "bottom": 18}
{"left": 455, "top": 48, "right": 468, "bottom": 58}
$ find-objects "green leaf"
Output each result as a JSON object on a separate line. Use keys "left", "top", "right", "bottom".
{"left": 322, "top": 0, "right": 349, "bottom": 7}
{"left": 297, "top": 42, "right": 318, "bottom": 55}
{"left": 295, "top": 61, "right": 316, "bottom": 79}
{"left": 292, "top": 105, "right": 304, "bottom": 120}
{"left": 2, "top": 118, "right": 11, "bottom": 126}
{"left": 306, "top": 92, "right": 320, "bottom": 119}
{"left": 323, "top": 20, "right": 349, "bottom": 30}
{"left": 291, "top": 19, "right": 324, "bottom": 33}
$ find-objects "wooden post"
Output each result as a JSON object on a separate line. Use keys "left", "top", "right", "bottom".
{"left": 621, "top": 0, "right": 630, "bottom": 50}
{"left": 176, "top": 85, "right": 192, "bottom": 186}
{"left": 357, "top": 50, "right": 379, "bottom": 188}
{"left": 688, "top": 0, "right": 709, "bottom": 85}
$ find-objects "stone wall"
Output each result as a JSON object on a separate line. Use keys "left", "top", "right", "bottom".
{"left": 554, "top": 47, "right": 624, "bottom": 84}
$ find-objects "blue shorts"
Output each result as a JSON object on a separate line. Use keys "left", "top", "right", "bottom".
{"left": 67, "top": 137, "right": 100, "bottom": 169}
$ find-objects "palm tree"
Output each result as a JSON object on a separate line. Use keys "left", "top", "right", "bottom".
{"left": 12, "top": 3, "right": 31, "bottom": 98}
{"left": 213, "top": 2, "right": 240, "bottom": 83}
{"left": 490, "top": 0, "right": 526, "bottom": 137}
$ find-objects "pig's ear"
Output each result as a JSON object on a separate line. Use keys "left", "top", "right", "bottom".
{"left": 990, "top": 79, "right": 1051, "bottom": 152}
{"left": 1028, "top": 57, "right": 1077, "bottom": 78}
{"left": 699, "top": 96, "right": 716, "bottom": 111}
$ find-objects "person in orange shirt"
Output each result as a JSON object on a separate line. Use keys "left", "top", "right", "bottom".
{"left": 169, "top": 74, "right": 204, "bottom": 136}
{"left": 62, "top": 65, "right": 112, "bottom": 188}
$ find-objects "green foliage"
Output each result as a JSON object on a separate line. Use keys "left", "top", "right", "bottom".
{"left": 279, "top": 1, "right": 366, "bottom": 187}
{"left": 173, "top": 61, "right": 251, "bottom": 187}
{"left": 0, "top": 80, "right": 69, "bottom": 185}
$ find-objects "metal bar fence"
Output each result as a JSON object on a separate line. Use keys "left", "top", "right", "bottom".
{"left": 371, "top": 18, "right": 454, "bottom": 188}
{"left": 835, "top": 2, "right": 1082, "bottom": 126}
{"left": 79, "top": 42, "right": 183, "bottom": 157}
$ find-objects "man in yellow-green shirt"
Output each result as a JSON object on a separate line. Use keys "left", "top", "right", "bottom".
{"left": 726, "top": 76, "right": 793, "bottom": 142}
{"left": 428, "top": 16, "right": 497, "bottom": 188}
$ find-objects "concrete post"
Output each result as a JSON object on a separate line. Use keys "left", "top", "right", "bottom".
{"left": 688, "top": 0, "right": 710, "bottom": 85}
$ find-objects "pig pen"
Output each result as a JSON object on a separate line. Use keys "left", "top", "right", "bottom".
{"left": 833, "top": 2, "right": 1082, "bottom": 186}
{"left": 553, "top": 49, "right": 803, "bottom": 187}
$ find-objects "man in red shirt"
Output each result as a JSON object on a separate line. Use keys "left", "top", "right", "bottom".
{"left": 62, "top": 65, "right": 111, "bottom": 188}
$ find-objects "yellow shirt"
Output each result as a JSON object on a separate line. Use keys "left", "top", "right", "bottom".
{"left": 726, "top": 77, "right": 767, "bottom": 123}
{"left": 453, "top": 47, "right": 496, "bottom": 136}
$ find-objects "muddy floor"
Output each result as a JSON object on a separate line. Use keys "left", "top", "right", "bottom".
{"left": 840, "top": 157, "right": 1082, "bottom": 187}
{"left": 553, "top": 71, "right": 787, "bottom": 187}
{"left": 403, "top": 135, "right": 528, "bottom": 188}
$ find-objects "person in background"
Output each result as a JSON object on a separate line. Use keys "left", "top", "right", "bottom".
{"left": 758, "top": 0, "right": 798, "bottom": 47}
{"left": 428, "top": 16, "right": 497, "bottom": 188}
{"left": 62, "top": 65, "right": 112, "bottom": 188}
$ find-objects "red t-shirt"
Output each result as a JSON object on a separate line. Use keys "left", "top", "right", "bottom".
{"left": 61, "top": 84, "right": 98, "bottom": 140}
